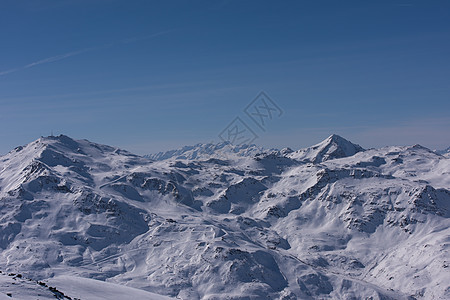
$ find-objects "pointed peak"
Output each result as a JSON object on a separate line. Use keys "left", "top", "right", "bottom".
{"left": 325, "top": 134, "right": 352, "bottom": 144}
{"left": 407, "top": 144, "right": 436, "bottom": 154}
{"left": 288, "top": 134, "right": 365, "bottom": 163}
{"left": 328, "top": 133, "right": 342, "bottom": 140}
{"left": 280, "top": 147, "right": 293, "bottom": 155}
{"left": 410, "top": 144, "right": 427, "bottom": 149}
{"left": 320, "top": 134, "right": 363, "bottom": 149}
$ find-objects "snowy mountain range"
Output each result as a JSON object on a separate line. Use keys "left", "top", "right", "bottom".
{"left": 146, "top": 142, "right": 272, "bottom": 161}
{"left": 0, "top": 134, "right": 449, "bottom": 299}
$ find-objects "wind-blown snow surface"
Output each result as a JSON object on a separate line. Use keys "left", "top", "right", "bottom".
{"left": 0, "top": 272, "right": 170, "bottom": 300}
{"left": 0, "top": 135, "right": 449, "bottom": 299}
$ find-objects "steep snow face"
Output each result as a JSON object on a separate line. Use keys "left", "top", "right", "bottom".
{"left": 146, "top": 142, "right": 272, "bottom": 161}
{"left": 287, "top": 134, "right": 364, "bottom": 163}
{"left": 0, "top": 135, "right": 449, "bottom": 299}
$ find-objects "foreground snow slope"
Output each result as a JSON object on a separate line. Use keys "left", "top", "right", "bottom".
{"left": 46, "top": 275, "right": 174, "bottom": 300}
{"left": 0, "top": 271, "right": 172, "bottom": 299}
{"left": 0, "top": 134, "right": 448, "bottom": 299}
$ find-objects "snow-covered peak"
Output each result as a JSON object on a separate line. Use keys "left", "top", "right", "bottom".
{"left": 6, "top": 134, "right": 141, "bottom": 160}
{"left": 287, "top": 134, "right": 364, "bottom": 163}
{"left": 0, "top": 135, "right": 148, "bottom": 199}
{"left": 3, "top": 135, "right": 144, "bottom": 172}
{"left": 36, "top": 135, "right": 138, "bottom": 157}
{"left": 146, "top": 141, "right": 273, "bottom": 161}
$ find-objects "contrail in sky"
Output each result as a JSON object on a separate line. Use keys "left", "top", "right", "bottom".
{"left": 0, "top": 29, "right": 174, "bottom": 77}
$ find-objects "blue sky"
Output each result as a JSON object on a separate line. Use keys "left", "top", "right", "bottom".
{"left": 1, "top": 0, "right": 449, "bottom": 154}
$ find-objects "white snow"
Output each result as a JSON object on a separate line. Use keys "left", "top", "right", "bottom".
{"left": 46, "top": 275, "right": 173, "bottom": 299}
{"left": 146, "top": 141, "right": 273, "bottom": 161}
{"left": 287, "top": 134, "right": 364, "bottom": 163}
{"left": 0, "top": 134, "right": 448, "bottom": 299}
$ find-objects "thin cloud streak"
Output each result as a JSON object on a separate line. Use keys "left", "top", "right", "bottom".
{"left": 120, "top": 29, "right": 174, "bottom": 44}
{"left": 0, "top": 47, "right": 97, "bottom": 76}
{"left": 0, "top": 29, "right": 175, "bottom": 77}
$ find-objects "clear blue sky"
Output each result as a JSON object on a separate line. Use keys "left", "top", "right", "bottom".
{"left": 1, "top": 0, "right": 449, "bottom": 154}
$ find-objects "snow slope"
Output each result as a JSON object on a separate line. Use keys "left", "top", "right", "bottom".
{"left": 0, "top": 134, "right": 448, "bottom": 299}
{"left": 45, "top": 275, "right": 173, "bottom": 300}
{"left": 0, "top": 271, "right": 171, "bottom": 299}
{"left": 0, "top": 271, "right": 62, "bottom": 299}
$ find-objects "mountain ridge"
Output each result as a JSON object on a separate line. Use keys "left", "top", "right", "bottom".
{"left": 145, "top": 141, "right": 273, "bottom": 161}
{"left": 146, "top": 134, "right": 365, "bottom": 163}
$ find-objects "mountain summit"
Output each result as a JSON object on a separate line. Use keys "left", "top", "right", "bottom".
{"left": 287, "top": 134, "right": 364, "bottom": 163}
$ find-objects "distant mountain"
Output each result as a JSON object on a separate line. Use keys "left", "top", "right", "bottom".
{"left": 0, "top": 134, "right": 449, "bottom": 299}
{"left": 146, "top": 141, "right": 273, "bottom": 161}
{"left": 436, "top": 146, "right": 450, "bottom": 157}
{"left": 286, "top": 134, "right": 364, "bottom": 163}
{"left": 146, "top": 134, "right": 363, "bottom": 163}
